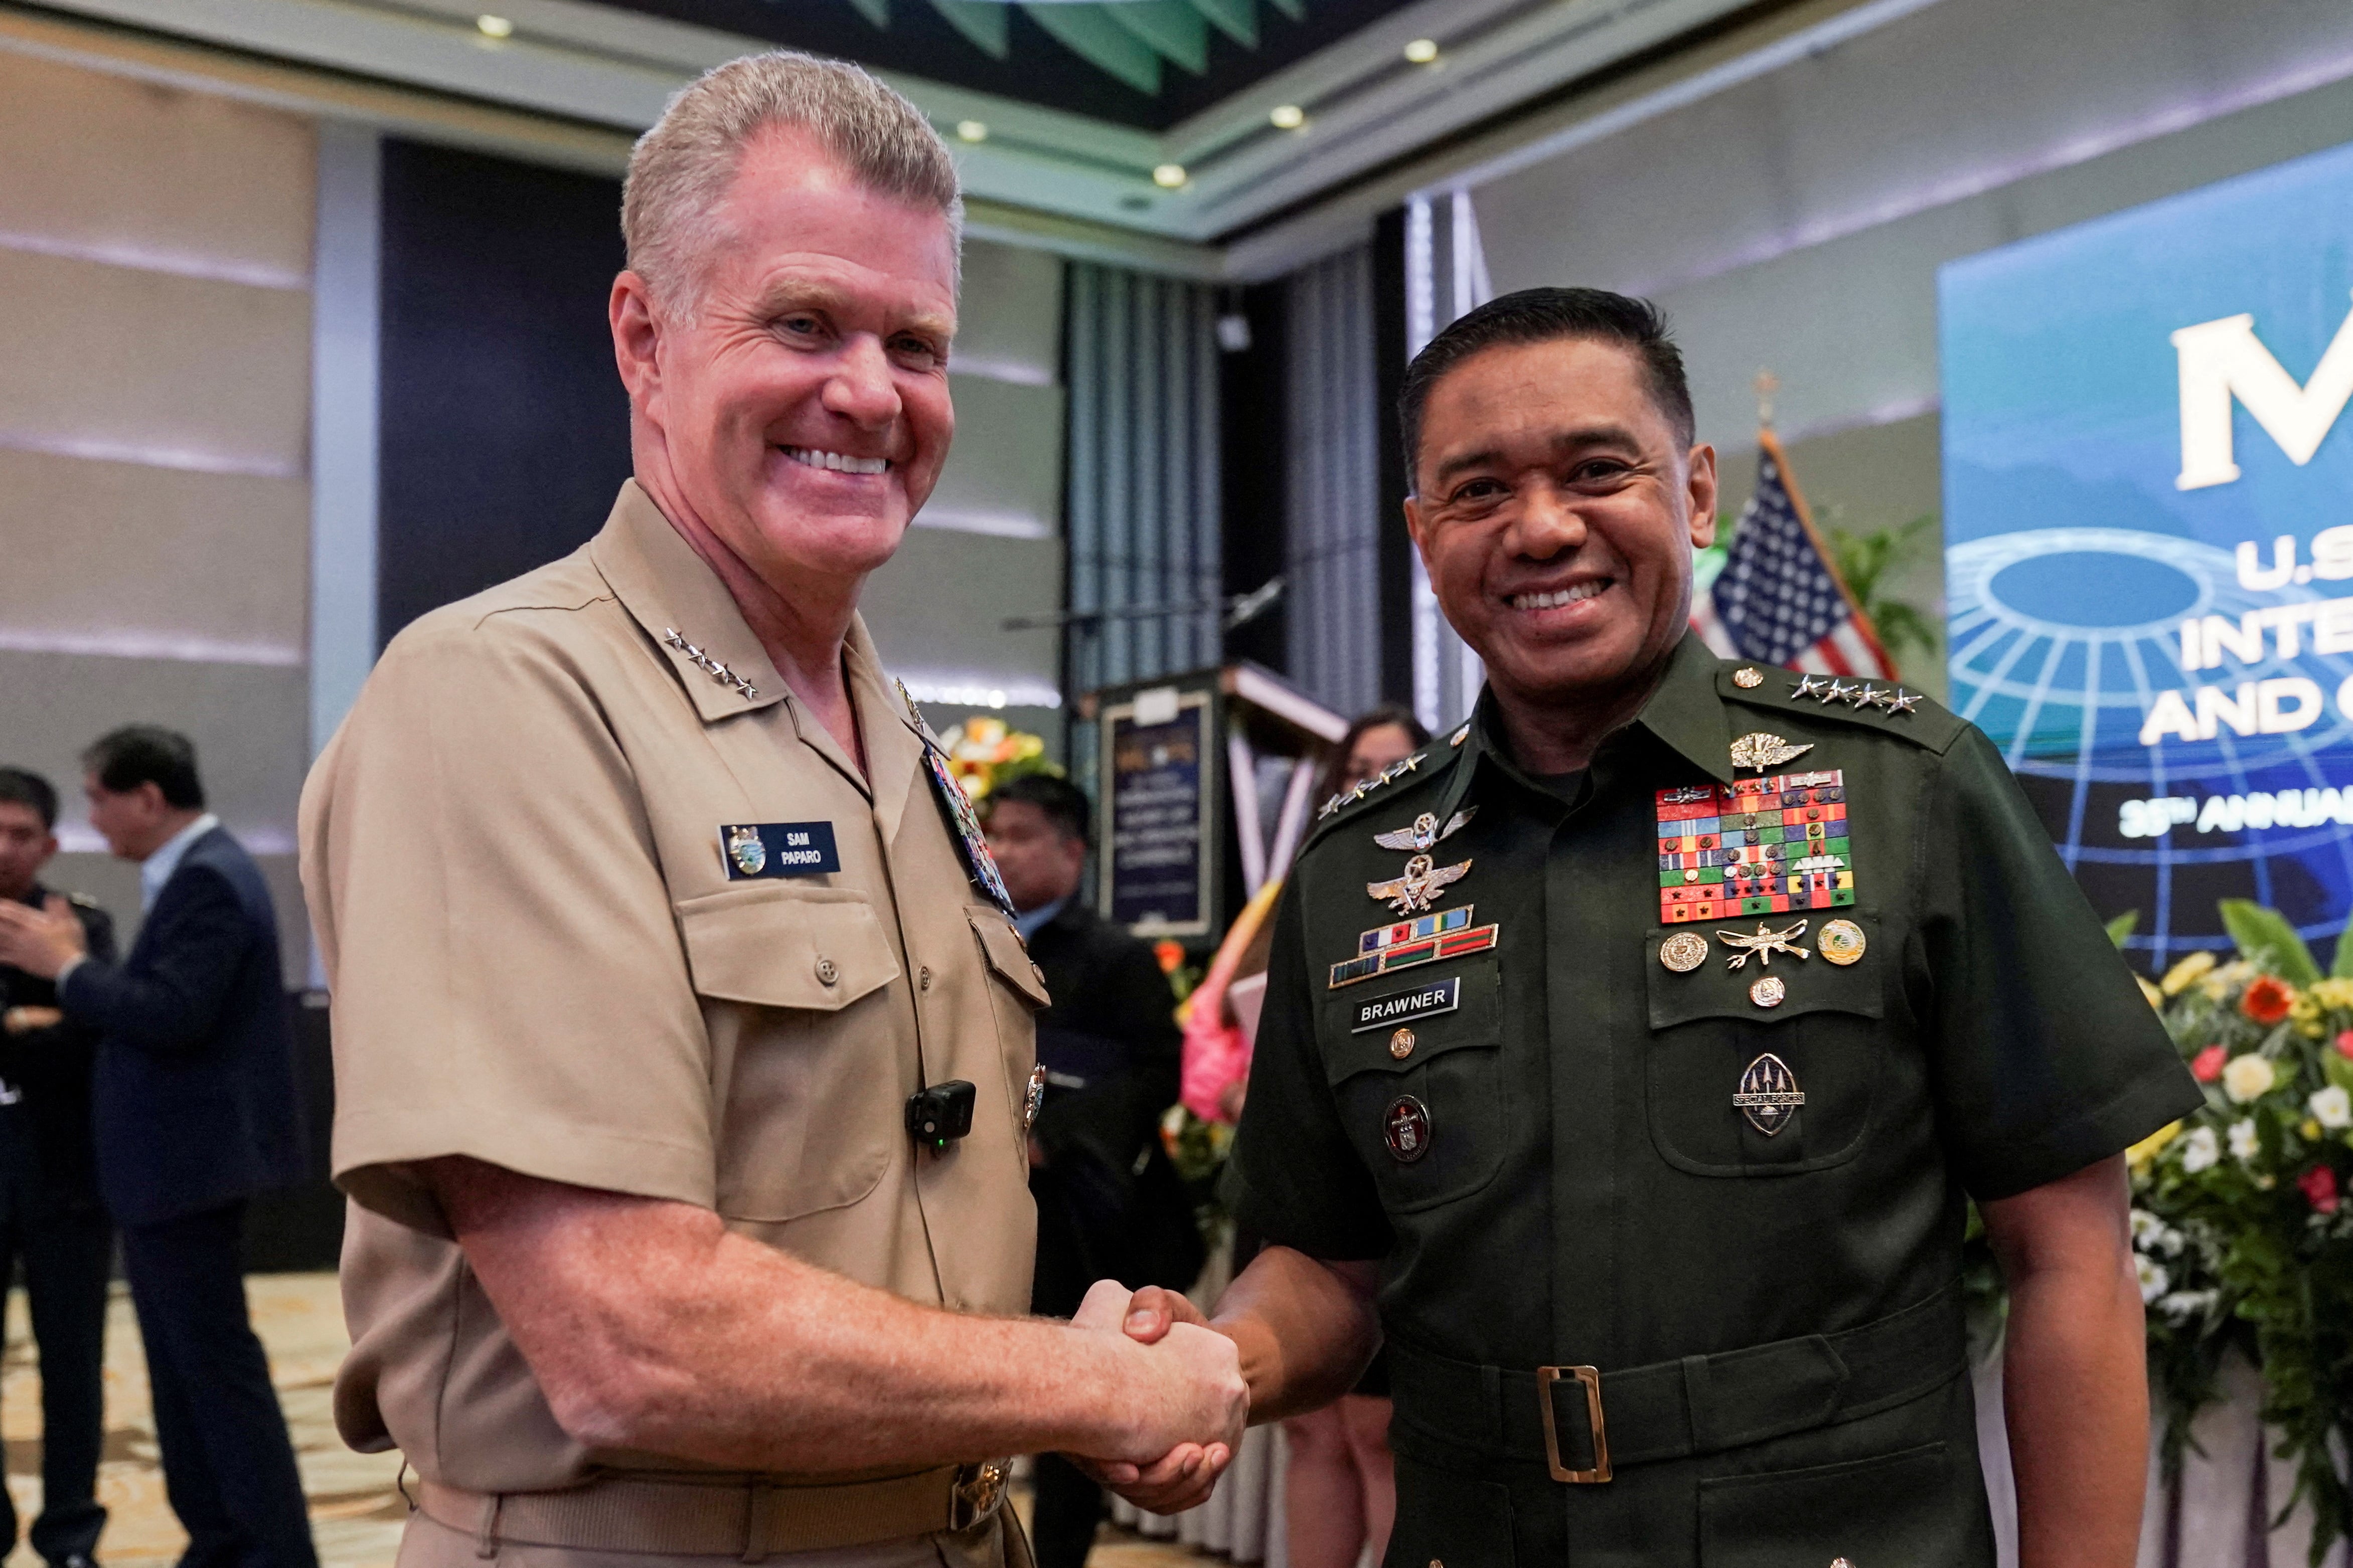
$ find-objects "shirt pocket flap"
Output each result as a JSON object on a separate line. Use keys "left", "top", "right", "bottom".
{"left": 968, "top": 908, "right": 1051, "bottom": 1009}
{"left": 1647, "top": 912, "right": 1885, "bottom": 1029}
{"left": 1322, "top": 963, "right": 1501, "bottom": 1084}
{"left": 676, "top": 885, "right": 899, "bottom": 1011}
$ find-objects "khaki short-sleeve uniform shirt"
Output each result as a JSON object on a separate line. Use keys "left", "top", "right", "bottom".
{"left": 301, "top": 483, "right": 1044, "bottom": 1507}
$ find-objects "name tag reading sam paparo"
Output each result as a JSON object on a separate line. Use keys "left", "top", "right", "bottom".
{"left": 720, "top": 821, "right": 842, "bottom": 880}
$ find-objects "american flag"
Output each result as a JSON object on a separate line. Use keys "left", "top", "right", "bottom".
{"left": 1691, "top": 429, "right": 1894, "bottom": 678}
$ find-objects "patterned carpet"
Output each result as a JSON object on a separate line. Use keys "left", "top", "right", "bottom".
{"left": 0, "top": 1274, "right": 1202, "bottom": 1568}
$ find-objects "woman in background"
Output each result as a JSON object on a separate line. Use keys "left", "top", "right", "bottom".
{"left": 1188, "top": 705, "right": 1425, "bottom": 1568}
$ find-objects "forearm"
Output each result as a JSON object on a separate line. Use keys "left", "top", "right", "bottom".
{"left": 1210, "top": 1246, "right": 1379, "bottom": 1422}
{"left": 2001, "top": 1253, "right": 2148, "bottom": 1568}
{"left": 1984, "top": 1156, "right": 2149, "bottom": 1568}
{"left": 432, "top": 1159, "right": 1201, "bottom": 1475}
{"left": 559, "top": 1226, "right": 1158, "bottom": 1470}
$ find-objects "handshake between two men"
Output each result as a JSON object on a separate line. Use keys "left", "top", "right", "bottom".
{"left": 1068, "top": 1246, "right": 1382, "bottom": 1515}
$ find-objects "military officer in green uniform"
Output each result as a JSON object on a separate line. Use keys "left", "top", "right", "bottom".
{"left": 1103, "top": 288, "right": 2202, "bottom": 1567}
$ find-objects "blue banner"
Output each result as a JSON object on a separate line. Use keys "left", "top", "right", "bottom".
{"left": 1941, "top": 139, "right": 2353, "bottom": 965}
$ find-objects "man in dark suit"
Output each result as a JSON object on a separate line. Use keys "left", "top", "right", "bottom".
{"left": 0, "top": 767, "right": 115, "bottom": 1568}
{"left": 0, "top": 728, "right": 315, "bottom": 1568}
{"left": 982, "top": 773, "right": 1193, "bottom": 1568}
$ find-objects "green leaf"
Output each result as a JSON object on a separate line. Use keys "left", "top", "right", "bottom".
{"left": 2325, "top": 1051, "right": 2353, "bottom": 1097}
{"left": 2106, "top": 910, "right": 2139, "bottom": 949}
{"left": 2218, "top": 899, "right": 2321, "bottom": 986}
{"left": 2330, "top": 921, "right": 2353, "bottom": 978}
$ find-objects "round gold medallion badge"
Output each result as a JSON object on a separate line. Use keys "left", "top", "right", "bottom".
{"left": 1733, "top": 666, "right": 1765, "bottom": 688}
{"left": 1390, "top": 1027, "right": 1417, "bottom": 1060}
{"left": 1818, "top": 918, "right": 1866, "bottom": 965}
{"left": 1749, "top": 975, "right": 1787, "bottom": 1008}
{"left": 1659, "top": 931, "right": 1710, "bottom": 973}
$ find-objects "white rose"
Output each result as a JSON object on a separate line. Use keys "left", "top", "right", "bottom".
{"left": 2179, "top": 1126, "right": 2221, "bottom": 1173}
{"left": 2310, "top": 1085, "right": 2352, "bottom": 1130}
{"left": 2129, "top": 1208, "right": 2162, "bottom": 1247}
{"left": 2229, "top": 1119, "right": 2261, "bottom": 1161}
{"left": 2135, "top": 1255, "right": 2169, "bottom": 1303}
{"left": 2223, "top": 1054, "right": 2277, "bottom": 1104}
{"left": 2157, "top": 1225, "right": 2185, "bottom": 1256}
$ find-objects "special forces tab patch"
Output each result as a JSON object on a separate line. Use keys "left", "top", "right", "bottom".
{"left": 719, "top": 821, "right": 842, "bottom": 880}
{"left": 1654, "top": 770, "right": 1854, "bottom": 925}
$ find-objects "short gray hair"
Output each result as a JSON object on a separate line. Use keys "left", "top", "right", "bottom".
{"left": 622, "top": 51, "right": 962, "bottom": 311}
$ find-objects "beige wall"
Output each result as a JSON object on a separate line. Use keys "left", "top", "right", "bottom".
{"left": 0, "top": 48, "right": 317, "bottom": 979}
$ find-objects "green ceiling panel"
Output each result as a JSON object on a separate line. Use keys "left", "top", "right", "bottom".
{"left": 926, "top": 0, "right": 1009, "bottom": 57}
{"left": 1264, "top": 0, "right": 1304, "bottom": 20}
{"left": 1184, "top": 0, "right": 1258, "bottom": 47}
{"left": 844, "top": 0, "right": 890, "bottom": 28}
{"left": 1019, "top": 5, "right": 1164, "bottom": 94}
{"left": 1103, "top": 1, "right": 1210, "bottom": 73}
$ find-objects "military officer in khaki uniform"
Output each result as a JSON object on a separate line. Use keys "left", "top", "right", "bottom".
{"left": 1108, "top": 289, "right": 2202, "bottom": 1564}
{"left": 300, "top": 52, "right": 1242, "bottom": 1568}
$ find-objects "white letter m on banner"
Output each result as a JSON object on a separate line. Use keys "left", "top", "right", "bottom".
{"left": 2173, "top": 291, "right": 2353, "bottom": 490}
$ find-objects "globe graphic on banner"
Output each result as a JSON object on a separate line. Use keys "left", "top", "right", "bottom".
{"left": 1939, "top": 137, "right": 2353, "bottom": 970}
{"left": 1948, "top": 528, "right": 2353, "bottom": 960}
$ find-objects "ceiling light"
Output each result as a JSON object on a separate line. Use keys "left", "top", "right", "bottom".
{"left": 1152, "top": 163, "right": 1188, "bottom": 189}
{"left": 476, "top": 14, "right": 513, "bottom": 38}
{"left": 1403, "top": 38, "right": 1439, "bottom": 64}
{"left": 1269, "top": 104, "right": 1305, "bottom": 130}
{"left": 957, "top": 120, "right": 988, "bottom": 143}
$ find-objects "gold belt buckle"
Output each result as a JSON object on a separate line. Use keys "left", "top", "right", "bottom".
{"left": 1536, "top": 1365, "right": 1611, "bottom": 1483}
{"left": 954, "top": 1461, "right": 1008, "bottom": 1525}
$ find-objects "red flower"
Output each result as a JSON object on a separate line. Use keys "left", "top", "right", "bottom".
{"left": 2336, "top": 1030, "right": 2353, "bottom": 1061}
{"left": 2191, "top": 1044, "right": 2228, "bottom": 1083}
{"left": 1153, "top": 940, "right": 1185, "bottom": 975}
{"left": 2297, "top": 1164, "right": 2340, "bottom": 1215}
{"left": 2241, "top": 975, "right": 2296, "bottom": 1025}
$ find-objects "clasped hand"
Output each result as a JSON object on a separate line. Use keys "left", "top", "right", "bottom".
{"left": 1065, "top": 1279, "right": 1234, "bottom": 1515}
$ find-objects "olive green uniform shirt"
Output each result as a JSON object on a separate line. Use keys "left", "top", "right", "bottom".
{"left": 1230, "top": 632, "right": 2199, "bottom": 1568}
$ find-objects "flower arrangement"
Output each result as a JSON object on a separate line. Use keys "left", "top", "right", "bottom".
{"left": 2124, "top": 899, "right": 2353, "bottom": 1561}
{"left": 937, "top": 716, "right": 1053, "bottom": 800}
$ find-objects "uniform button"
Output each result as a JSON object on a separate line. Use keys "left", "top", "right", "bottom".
{"left": 816, "top": 958, "right": 840, "bottom": 986}
{"left": 1389, "top": 1028, "right": 1416, "bottom": 1060}
{"left": 919, "top": 966, "right": 933, "bottom": 991}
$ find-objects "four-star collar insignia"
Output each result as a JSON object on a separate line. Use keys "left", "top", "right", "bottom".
{"left": 663, "top": 628, "right": 757, "bottom": 699}
{"left": 1318, "top": 750, "right": 1429, "bottom": 820}
{"left": 1788, "top": 671, "right": 1920, "bottom": 715}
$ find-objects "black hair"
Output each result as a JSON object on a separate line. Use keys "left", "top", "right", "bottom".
{"left": 1317, "top": 704, "right": 1434, "bottom": 804}
{"left": 81, "top": 726, "right": 205, "bottom": 810}
{"left": 989, "top": 771, "right": 1090, "bottom": 848}
{"left": 1399, "top": 286, "right": 1696, "bottom": 490}
{"left": 0, "top": 767, "right": 58, "bottom": 831}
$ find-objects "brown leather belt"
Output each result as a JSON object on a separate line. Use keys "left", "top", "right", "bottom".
{"left": 417, "top": 1460, "right": 1011, "bottom": 1560}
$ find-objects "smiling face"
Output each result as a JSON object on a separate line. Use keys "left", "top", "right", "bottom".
{"left": 612, "top": 123, "right": 959, "bottom": 600}
{"left": 1404, "top": 335, "right": 1716, "bottom": 716}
